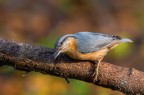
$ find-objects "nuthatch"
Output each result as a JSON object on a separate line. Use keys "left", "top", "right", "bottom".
{"left": 53, "top": 32, "right": 132, "bottom": 82}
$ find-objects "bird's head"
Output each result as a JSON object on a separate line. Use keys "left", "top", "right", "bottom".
{"left": 53, "top": 35, "right": 77, "bottom": 60}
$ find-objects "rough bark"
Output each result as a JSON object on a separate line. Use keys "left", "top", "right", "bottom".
{"left": 0, "top": 38, "right": 143, "bottom": 95}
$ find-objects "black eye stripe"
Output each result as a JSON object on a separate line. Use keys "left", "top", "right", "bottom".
{"left": 59, "top": 37, "right": 69, "bottom": 45}
{"left": 59, "top": 36, "right": 77, "bottom": 45}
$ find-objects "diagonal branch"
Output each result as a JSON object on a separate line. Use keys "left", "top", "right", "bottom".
{"left": 0, "top": 38, "right": 143, "bottom": 95}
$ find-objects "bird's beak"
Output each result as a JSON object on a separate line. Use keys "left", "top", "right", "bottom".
{"left": 53, "top": 48, "right": 62, "bottom": 60}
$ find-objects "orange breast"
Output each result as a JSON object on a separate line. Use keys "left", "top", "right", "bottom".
{"left": 79, "top": 48, "right": 108, "bottom": 61}
{"left": 65, "top": 48, "right": 108, "bottom": 61}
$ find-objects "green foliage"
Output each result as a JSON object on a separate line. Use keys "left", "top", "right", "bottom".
{"left": 0, "top": 66, "right": 15, "bottom": 75}
{"left": 60, "top": 0, "right": 74, "bottom": 12}
{"left": 37, "top": 34, "right": 59, "bottom": 48}
{"left": 108, "top": 43, "right": 133, "bottom": 59}
{"left": 63, "top": 80, "right": 91, "bottom": 95}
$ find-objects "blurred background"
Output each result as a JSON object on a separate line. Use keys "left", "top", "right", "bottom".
{"left": 0, "top": 0, "right": 144, "bottom": 95}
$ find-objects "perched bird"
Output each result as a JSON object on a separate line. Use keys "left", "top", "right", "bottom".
{"left": 53, "top": 32, "right": 132, "bottom": 82}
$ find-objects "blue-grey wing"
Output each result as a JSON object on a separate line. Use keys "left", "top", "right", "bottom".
{"left": 75, "top": 32, "right": 121, "bottom": 53}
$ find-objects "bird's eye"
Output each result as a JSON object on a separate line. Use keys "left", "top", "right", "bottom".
{"left": 59, "top": 42, "right": 62, "bottom": 45}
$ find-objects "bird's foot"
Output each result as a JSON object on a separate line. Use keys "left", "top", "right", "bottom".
{"left": 92, "top": 60, "right": 101, "bottom": 83}
{"left": 92, "top": 70, "right": 98, "bottom": 83}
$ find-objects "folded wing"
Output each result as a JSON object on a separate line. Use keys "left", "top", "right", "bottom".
{"left": 75, "top": 32, "right": 121, "bottom": 53}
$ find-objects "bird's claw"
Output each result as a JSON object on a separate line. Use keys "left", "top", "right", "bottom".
{"left": 92, "top": 60, "right": 101, "bottom": 83}
{"left": 92, "top": 71, "right": 98, "bottom": 83}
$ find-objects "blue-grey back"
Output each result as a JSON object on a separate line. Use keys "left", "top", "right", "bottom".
{"left": 74, "top": 32, "right": 121, "bottom": 53}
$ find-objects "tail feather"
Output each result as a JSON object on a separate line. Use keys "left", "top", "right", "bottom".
{"left": 120, "top": 38, "right": 133, "bottom": 43}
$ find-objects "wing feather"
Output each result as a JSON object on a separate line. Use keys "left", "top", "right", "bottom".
{"left": 75, "top": 32, "right": 120, "bottom": 53}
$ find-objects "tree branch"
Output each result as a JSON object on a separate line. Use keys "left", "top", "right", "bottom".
{"left": 0, "top": 38, "right": 143, "bottom": 95}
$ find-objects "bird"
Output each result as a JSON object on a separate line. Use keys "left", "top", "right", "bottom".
{"left": 53, "top": 32, "right": 133, "bottom": 82}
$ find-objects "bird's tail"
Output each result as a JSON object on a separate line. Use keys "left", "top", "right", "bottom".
{"left": 120, "top": 38, "right": 133, "bottom": 43}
